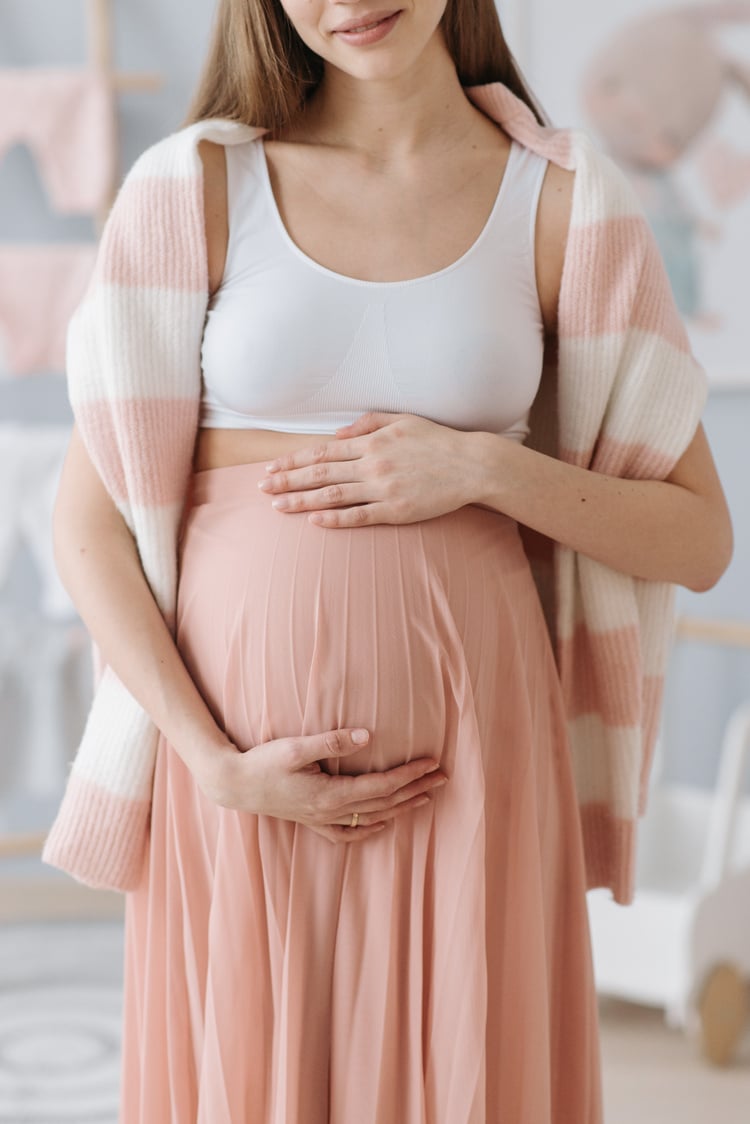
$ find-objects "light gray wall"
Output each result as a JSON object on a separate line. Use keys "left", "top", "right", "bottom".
{"left": 1, "top": 1, "right": 748, "bottom": 797}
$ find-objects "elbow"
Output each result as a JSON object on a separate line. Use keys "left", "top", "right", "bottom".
{"left": 51, "top": 487, "right": 98, "bottom": 596}
{"left": 683, "top": 515, "right": 734, "bottom": 594}
{"left": 50, "top": 425, "right": 129, "bottom": 596}
{"left": 687, "top": 571, "right": 725, "bottom": 595}
{"left": 52, "top": 484, "right": 133, "bottom": 593}
{"left": 51, "top": 496, "right": 78, "bottom": 596}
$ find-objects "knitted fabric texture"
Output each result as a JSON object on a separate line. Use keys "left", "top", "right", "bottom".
{"left": 42, "top": 82, "right": 707, "bottom": 905}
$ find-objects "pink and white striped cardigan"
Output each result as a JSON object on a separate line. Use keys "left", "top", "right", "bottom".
{"left": 41, "top": 81, "right": 707, "bottom": 906}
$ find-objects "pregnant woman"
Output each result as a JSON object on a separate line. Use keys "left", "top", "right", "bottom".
{"left": 44, "top": 0, "right": 732, "bottom": 1120}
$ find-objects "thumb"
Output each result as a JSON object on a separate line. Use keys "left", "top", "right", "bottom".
{"left": 334, "top": 411, "right": 397, "bottom": 438}
{"left": 291, "top": 728, "right": 370, "bottom": 768}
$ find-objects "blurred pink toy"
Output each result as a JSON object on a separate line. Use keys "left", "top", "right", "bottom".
{"left": 581, "top": 2, "right": 750, "bottom": 323}
{"left": 0, "top": 69, "right": 116, "bottom": 215}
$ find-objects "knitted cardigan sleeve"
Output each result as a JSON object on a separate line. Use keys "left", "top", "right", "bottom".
{"left": 464, "top": 84, "right": 707, "bottom": 904}
{"left": 41, "top": 129, "right": 210, "bottom": 889}
{"left": 538, "top": 131, "right": 708, "bottom": 903}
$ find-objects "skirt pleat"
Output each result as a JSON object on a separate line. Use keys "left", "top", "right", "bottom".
{"left": 120, "top": 460, "right": 603, "bottom": 1123}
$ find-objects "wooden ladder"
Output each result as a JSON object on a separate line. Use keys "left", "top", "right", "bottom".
{"left": 85, "top": 0, "right": 162, "bottom": 228}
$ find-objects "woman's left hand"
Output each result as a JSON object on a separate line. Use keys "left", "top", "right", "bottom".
{"left": 258, "top": 412, "right": 480, "bottom": 527}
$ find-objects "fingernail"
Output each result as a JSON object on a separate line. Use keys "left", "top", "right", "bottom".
{"left": 415, "top": 796, "right": 430, "bottom": 807}
{"left": 272, "top": 497, "right": 289, "bottom": 509}
{"left": 265, "top": 462, "right": 279, "bottom": 472}
{"left": 257, "top": 479, "right": 273, "bottom": 491}
{"left": 433, "top": 776, "right": 448, "bottom": 785}
{"left": 351, "top": 729, "right": 369, "bottom": 743}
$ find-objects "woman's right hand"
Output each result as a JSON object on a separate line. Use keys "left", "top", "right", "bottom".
{"left": 196, "top": 728, "right": 448, "bottom": 842}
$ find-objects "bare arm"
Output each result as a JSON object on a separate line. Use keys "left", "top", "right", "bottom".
{"left": 468, "top": 422, "right": 732, "bottom": 591}
{"left": 52, "top": 424, "right": 233, "bottom": 777}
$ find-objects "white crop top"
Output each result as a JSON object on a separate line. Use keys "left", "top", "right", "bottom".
{"left": 199, "top": 137, "right": 548, "bottom": 439}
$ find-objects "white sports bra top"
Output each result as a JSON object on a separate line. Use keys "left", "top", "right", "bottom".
{"left": 200, "top": 137, "right": 548, "bottom": 439}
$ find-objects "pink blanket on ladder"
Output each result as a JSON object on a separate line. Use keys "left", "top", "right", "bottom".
{"left": 0, "top": 69, "right": 115, "bottom": 214}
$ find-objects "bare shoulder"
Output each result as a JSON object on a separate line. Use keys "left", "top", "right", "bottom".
{"left": 197, "top": 140, "right": 228, "bottom": 296}
{"left": 535, "top": 161, "right": 575, "bottom": 338}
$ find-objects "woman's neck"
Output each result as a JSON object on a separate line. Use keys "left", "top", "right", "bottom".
{"left": 283, "top": 36, "right": 484, "bottom": 163}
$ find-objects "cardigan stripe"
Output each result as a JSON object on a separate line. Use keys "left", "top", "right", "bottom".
{"left": 580, "top": 805, "right": 635, "bottom": 896}
{"left": 560, "top": 220, "right": 687, "bottom": 347}
{"left": 75, "top": 399, "right": 198, "bottom": 505}
{"left": 46, "top": 774, "right": 151, "bottom": 891}
{"left": 567, "top": 717, "right": 642, "bottom": 813}
{"left": 67, "top": 289, "right": 210, "bottom": 402}
{"left": 576, "top": 438, "right": 679, "bottom": 481}
{"left": 560, "top": 623, "right": 643, "bottom": 724}
{"left": 41, "top": 81, "right": 707, "bottom": 906}
{"left": 99, "top": 178, "right": 207, "bottom": 291}
{"left": 558, "top": 335, "right": 704, "bottom": 468}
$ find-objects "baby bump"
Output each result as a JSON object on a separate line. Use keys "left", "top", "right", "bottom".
{"left": 175, "top": 463, "right": 530, "bottom": 775}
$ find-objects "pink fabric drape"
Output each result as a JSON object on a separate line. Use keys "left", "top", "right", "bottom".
{"left": 0, "top": 69, "right": 115, "bottom": 215}
{"left": 0, "top": 245, "right": 96, "bottom": 375}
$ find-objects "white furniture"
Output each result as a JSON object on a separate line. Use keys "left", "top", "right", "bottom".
{"left": 588, "top": 618, "right": 750, "bottom": 1066}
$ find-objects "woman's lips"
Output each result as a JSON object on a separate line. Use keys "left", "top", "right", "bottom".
{"left": 332, "top": 11, "right": 402, "bottom": 46}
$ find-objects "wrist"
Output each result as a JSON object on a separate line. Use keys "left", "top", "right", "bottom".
{"left": 181, "top": 726, "right": 236, "bottom": 780}
{"left": 190, "top": 732, "right": 242, "bottom": 803}
{"left": 460, "top": 430, "right": 514, "bottom": 509}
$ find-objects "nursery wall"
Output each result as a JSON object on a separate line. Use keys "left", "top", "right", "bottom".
{"left": 0, "top": 0, "right": 748, "bottom": 861}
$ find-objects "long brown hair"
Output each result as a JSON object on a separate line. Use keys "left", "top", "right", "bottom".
{"left": 184, "top": 0, "right": 546, "bottom": 131}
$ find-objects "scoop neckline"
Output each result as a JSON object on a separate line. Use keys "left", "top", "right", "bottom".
{"left": 255, "top": 137, "right": 518, "bottom": 288}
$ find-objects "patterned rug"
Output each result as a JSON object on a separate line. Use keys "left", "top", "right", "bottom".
{"left": 0, "top": 921, "right": 123, "bottom": 1124}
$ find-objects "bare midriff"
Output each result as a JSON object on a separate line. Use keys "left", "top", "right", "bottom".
{"left": 192, "top": 427, "right": 341, "bottom": 472}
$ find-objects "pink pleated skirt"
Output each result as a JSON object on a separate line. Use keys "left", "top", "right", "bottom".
{"left": 120, "top": 460, "right": 603, "bottom": 1124}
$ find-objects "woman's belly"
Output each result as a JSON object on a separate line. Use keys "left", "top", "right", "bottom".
{"left": 176, "top": 459, "right": 540, "bottom": 780}
{"left": 193, "top": 426, "right": 339, "bottom": 471}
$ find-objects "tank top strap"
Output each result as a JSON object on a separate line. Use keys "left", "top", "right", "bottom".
{"left": 222, "top": 139, "right": 270, "bottom": 280}
{"left": 225, "top": 136, "right": 266, "bottom": 214}
{"left": 484, "top": 140, "right": 549, "bottom": 263}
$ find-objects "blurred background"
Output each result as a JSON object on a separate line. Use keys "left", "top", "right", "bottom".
{"left": 0, "top": 1, "right": 748, "bottom": 1121}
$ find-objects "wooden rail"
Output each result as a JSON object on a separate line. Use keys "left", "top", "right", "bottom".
{"left": 675, "top": 616, "right": 750, "bottom": 650}
{"left": 0, "top": 831, "right": 49, "bottom": 860}
{"left": 86, "top": 0, "right": 163, "bottom": 225}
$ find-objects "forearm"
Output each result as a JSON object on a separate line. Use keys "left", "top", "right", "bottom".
{"left": 463, "top": 431, "right": 731, "bottom": 592}
{"left": 54, "top": 516, "right": 232, "bottom": 776}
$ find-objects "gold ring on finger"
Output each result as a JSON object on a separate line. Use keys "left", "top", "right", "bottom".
{"left": 350, "top": 811, "right": 360, "bottom": 828}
